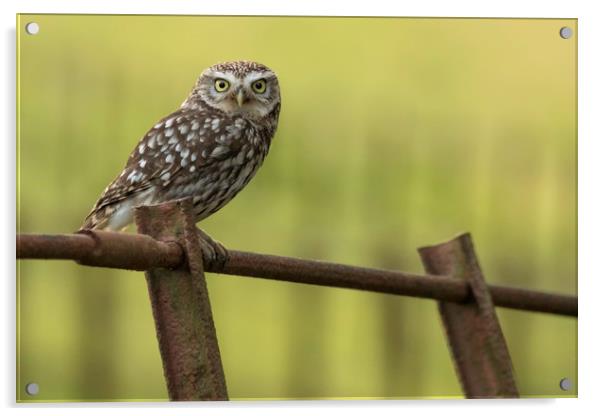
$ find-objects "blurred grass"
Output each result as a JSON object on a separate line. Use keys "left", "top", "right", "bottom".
{"left": 17, "top": 15, "right": 576, "bottom": 401}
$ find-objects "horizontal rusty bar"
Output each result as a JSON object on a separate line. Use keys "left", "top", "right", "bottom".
{"left": 17, "top": 233, "right": 96, "bottom": 260}
{"left": 16, "top": 232, "right": 577, "bottom": 317}
{"left": 488, "top": 284, "right": 577, "bottom": 317}
{"left": 223, "top": 249, "right": 469, "bottom": 301}
{"left": 17, "top": 231, "right": 183, "bottom": 271}
{"left": 220, "top": 251, "right": 577, "bottom": 317}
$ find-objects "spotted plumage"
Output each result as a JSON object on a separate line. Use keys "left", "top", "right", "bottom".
{"left": 81, "top": 61, "right": 281, "bottom": 231}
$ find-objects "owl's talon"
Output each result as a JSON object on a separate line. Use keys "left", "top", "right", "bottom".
{"left": 197, "top": 229, "right": 229, "bottom": 270}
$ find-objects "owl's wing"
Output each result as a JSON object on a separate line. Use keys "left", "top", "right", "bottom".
{"left": 82, "top": 107, "right": 244, "bottom": 229}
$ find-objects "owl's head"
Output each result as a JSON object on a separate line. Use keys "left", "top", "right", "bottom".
{"left": 186, "top": 61, "right": 281, "bottom": 119}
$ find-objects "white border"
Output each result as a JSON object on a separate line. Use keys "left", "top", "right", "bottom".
{"left": 0, "top": 0, "right": 593, "bottom": 17}
{"left": 3, "top": 1, "right": 601, "bottom": 415}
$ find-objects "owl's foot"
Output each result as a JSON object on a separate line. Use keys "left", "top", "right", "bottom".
{"left": 196, "top": 228, "right": 229, "bottom": 270}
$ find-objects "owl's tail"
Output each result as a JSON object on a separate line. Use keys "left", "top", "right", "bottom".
{"left": 79, "top": 202, "right": 133, "bottom": 232}
{"left": 79, "top": 209, "right": 106, "bottom": 231}
{"left": 79, "top": 201, "right": 120, "bottom": 231}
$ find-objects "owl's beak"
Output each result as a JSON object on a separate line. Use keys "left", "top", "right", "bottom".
{"left": 236, "top": 90, "right": 245, "bottom": 107}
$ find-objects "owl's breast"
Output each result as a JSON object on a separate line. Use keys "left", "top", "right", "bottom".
{"left": 157, "top": 118, "right": 273, "bottom": 221}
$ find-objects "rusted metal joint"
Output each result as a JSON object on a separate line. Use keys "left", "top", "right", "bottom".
{"left": 156, "top": 237, "right": 188, "bottom": 271}
{"left": 419, "top": 233, "right": 520, "bottom": 398}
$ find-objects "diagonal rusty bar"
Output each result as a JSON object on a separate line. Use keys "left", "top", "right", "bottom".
{"left": 418, "top": 233, "right": 519, "bottom": 399}
{"left": 134, "top": 199, "right": 228, "bottom": 401}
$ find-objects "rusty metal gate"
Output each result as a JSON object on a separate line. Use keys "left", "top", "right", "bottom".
{"left": 16, "top": 199, "right": 578, "bottom": 400}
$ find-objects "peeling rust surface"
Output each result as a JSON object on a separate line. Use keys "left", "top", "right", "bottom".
{"left": 419, "top": 233, "right": 519, "bottom": 399}
{"left": 135, "top": 199, "right": 228, "bottom": 401}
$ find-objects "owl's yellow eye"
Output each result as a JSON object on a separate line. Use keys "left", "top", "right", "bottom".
{"left": 251, "top": 79, "right": 267, "bottom": 94}
{"left": 214, "top": 79, "right": 230, "bottom": 92}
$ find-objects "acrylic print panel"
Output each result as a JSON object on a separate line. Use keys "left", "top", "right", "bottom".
{"left": 17, "top": 15, "right": 577, "bottom": 401}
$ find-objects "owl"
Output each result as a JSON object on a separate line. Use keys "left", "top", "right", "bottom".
{"left": 80, "top": 61, "right": 281, "bottom": 261}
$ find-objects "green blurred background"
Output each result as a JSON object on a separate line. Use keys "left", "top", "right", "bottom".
{"left": 17, "top": 15, "right": 577, "bottom": 401}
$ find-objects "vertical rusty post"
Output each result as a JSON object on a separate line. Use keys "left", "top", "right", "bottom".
{"left": 134, "top": 199, "right": 228, "bottom": 401}
{"left": 418, "top": 233, "right": 519, "bottom": 398}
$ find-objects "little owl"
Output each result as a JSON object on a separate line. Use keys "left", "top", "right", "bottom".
{"left": 80, "top": 60, "right": 281, "bottom": 263}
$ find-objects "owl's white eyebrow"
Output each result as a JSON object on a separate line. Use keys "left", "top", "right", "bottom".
{"left": 244, "top": 71, "right": 275, "bottom": 83}
{"left": 211, "top": 71, "right": 236, "bottom": 81}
